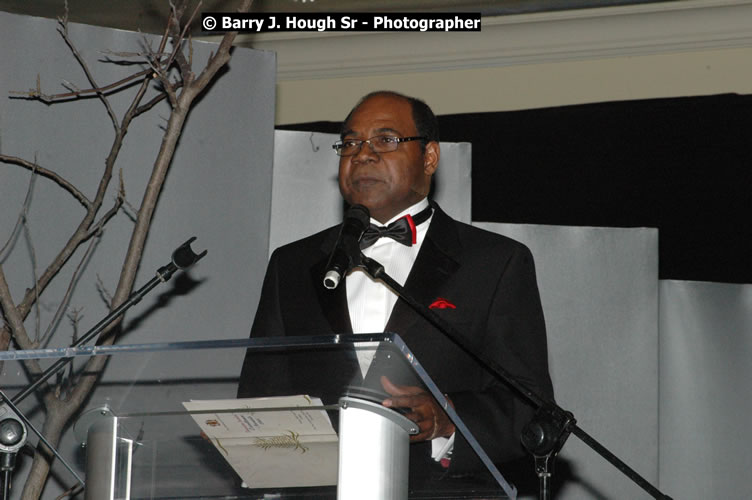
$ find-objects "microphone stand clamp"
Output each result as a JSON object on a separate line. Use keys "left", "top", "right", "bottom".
{"left": 520, "top": 403, "right": 576, "bottom": 500}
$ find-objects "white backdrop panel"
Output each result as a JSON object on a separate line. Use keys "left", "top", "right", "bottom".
{"left": 0, "top": 12, "right": 274, "bottom": 380}
{"left": 0, "top": 12, "right": 275, "bottom": 498}
{"left": 269, "top": 130, "right": 471, "bottom": 254}
{"left": 659, "top": 280, "right": 752, "bottom": 500}
{"left": 474, "top": 223, "right": 660, "bottom": 499}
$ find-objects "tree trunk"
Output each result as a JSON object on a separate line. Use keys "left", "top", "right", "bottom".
{"left": 20, "top": 401, "right": 68, "bottom": 500}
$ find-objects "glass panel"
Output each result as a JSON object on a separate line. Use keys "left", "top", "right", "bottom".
{"left": 0, "top": 336, "right": 512, "bottom": 499}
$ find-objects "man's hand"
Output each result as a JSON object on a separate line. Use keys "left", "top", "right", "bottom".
{"left": 380, "top": 375, "right": 455, "bottom": 442}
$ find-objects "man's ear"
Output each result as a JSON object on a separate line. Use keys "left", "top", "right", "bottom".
{"left": 423, "top": 141, "right": 440, "bottom": 176}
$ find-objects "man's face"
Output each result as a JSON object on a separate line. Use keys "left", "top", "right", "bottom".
{"left": 338, "top": 95, "right": 439, "bottom": 224}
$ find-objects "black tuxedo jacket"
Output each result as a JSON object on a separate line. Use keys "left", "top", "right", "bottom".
{"left": 238, "top": 202, "right": 553, "bottom": 478}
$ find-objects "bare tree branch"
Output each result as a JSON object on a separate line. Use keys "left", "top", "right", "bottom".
{"left": 0, "top": 164, "right": 37, "bottom": 260}
{"left": 4, "top": 0, "right": 253, "bottom": 347}
{"left": 60, "top": 79, "right": 80, "bottom": 93}
{"left": 9, "top": 53, "right": 157, "bottom": 333}
{"left": 166, "top": 1, "right": 202, "bottom": 84}
{"left": 57, "top": 3, "right": 119, "bottom": 133}
{"left": 4, "top": 1, "right": 256, "bottom": 496}
{"left": 22, "top": 206, "right": 42, "bottom": 342}
{"left": 100, "top": 49, "right": 170, "bottom": 60}
{"left": 144, "top": 38, "right": 179, "bottom": 108}
{"left": 0, "top": 163, "right": 44, "bottom": 346}
{"left": 54, "top": 477, "right": 83, "bottom": 499}
{"left": 85, "top": 183, "right": 125, "bottom": 240}
{"left": 0, "top": 155, "right": 91, "bottom": 208}
{"left": 0, "top": 265, "right": 43, "bottom": 384}
{"left": 9, "top": 68, "right": 152, "bottom": 103}
{"left": 38, "top": 234, "right": 100, "bottom": 348}
{"left": 192, "top": 0, "right": 253, "bottom": 92}
{"left": 95, "top": 274, "right": 113, "bottom": 306}
{"left": 134, "top": 91, "right": 169, "bottom": 117}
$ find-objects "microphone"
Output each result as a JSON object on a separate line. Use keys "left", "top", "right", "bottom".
{"left": 323, "top": 204, "right": 370, "bottom": 289}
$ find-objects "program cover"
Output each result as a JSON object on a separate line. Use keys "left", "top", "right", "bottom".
{"left": 183, "top": 395, "right": 338, "bottom": 488}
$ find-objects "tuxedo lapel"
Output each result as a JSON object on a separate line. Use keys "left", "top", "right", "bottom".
{"left": 312, "top": 227, "right": 353, "bottom": 335}
{"left": 385, "top": 203, "right": 461, "bottom": 337}
{"left": 310, "top": 204, "right": 462, "bottom": 337}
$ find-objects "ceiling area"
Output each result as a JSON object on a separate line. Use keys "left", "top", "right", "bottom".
{"left": 0, "top": 0, "right": 676, "bottom": 35}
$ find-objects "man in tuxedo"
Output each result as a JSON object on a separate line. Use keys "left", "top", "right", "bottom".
{"left": 238, "top": 91, "right": 553, "bottom": 488}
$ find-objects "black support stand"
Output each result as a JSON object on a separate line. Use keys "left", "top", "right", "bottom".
{"left": 10, "top": 237, "right": 206, "bottom": 407}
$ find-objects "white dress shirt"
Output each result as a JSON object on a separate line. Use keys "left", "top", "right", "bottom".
{"left": 345, "top": 198, "right": 453, "bottom": 460}
{"left": 346, "top": 198, "right": 432, "bottom": 339}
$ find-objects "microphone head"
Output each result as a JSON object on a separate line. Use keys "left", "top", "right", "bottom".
{"left": 341, "top": 204, "right": 370, "bottom": 244}
{"left": 171, "top": 236, "right": 207, "bottom": 269}
{"left": 322, "top": 205, "right": 370, "bottom": 290}
{"left": 323, "top": 270, "right": 341, "bottom": 290}
{"left": 345, "top": 204, "right": 370, "bottom": 227}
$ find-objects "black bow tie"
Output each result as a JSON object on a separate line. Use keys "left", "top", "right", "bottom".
{"left": 359, "top": 205, "right": 433, "bottom": 249}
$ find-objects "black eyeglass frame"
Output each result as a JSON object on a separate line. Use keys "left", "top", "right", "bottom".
{"left": 332, "top": 135, "right": 427, "bottom": 157}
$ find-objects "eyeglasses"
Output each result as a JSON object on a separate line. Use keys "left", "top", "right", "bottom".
{"left": 332, "top": 135, "right": 426, "bottom": 157}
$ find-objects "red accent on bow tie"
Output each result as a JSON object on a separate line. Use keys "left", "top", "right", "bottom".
{"left": 429, "top": 298, "right": 456, "bottom": 309}
{"left": 403, "top": 214, "right": 417, "bottom": 245}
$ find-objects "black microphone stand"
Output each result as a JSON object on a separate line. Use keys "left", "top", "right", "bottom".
{"left": 0, "top": 237, "right": 206, "bottom": 497}
{"left": 356, "top": 254, "right": 672, "bottom": 500}
{"left": 10, "top": 237, "right": 206, "bottom": 406}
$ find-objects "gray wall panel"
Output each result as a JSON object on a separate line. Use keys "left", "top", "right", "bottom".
{"left": 659, "top": 280, "right": 752, "bottom": 500}
{"left": 475, "top": 223, "right": 660, "bottom": 499}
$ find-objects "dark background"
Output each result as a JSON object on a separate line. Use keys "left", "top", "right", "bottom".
{"left": 280, "top": 93, "right": 751, "bottom": 284}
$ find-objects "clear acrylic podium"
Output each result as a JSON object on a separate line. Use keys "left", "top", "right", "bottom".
{"left": 0, "top": 334, "right": 514, "bottom": 499}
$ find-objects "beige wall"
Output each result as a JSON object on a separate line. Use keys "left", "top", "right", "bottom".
{"left": 223, "top": 1, "right": 752, "bottom": 125}
{"left": 275, "top": 46, "right": 752, "bottom": 124}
